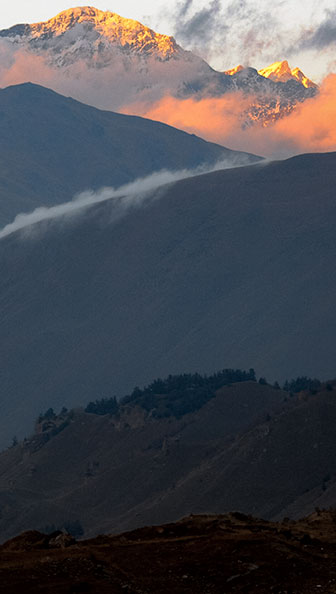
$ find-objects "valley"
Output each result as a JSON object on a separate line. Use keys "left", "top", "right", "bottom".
{"left": 0, "top": 5, "right": 335, "bottom": 592}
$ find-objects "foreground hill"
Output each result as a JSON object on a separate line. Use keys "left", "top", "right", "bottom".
{"left": 1, "top": 512, "right": 336, "bottom": 593}
{"left": 0, "top": 82, "right": 256, "bottom": 225}
{"left": 0, "top": 151, "right": 335, "bottom": 445}
{"left": 0, "top": 379, "right": 336, "bottom": 541}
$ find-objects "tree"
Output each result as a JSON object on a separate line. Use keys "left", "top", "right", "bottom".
{"left": 85, "top": 397, "right": 118, "bottom": 416}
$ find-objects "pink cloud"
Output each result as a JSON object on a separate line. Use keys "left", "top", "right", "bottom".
{"left": 122, "top": 75, "right": 336, "bottom": 158}
{"left": 1, "top": 39, "right": 335, "bottom": 159}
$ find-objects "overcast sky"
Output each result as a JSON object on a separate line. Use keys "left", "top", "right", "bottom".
{"left": 1, "top": 1, "right": 335, "bottom": 81}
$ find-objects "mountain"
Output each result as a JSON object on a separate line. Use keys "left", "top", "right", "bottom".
{"left": 0, "top": 7, "right": 317, "bottom": 124}
{"left": 224, "top": 60, "right": 318, "bottom": 126}
{"left": 258, "top": 60, "right": 317, "bottom": 89}
{"left": 0, "top": 151, "right": 335, "bottom": 447}
{"left": 0, "top": 379, "right": 336, "bottom": 543}
{"left": 0, "top": 82, "right": 259, "bottom": 225}
{"left": 2, "top": 511, "right": 336, "bottom": 593}
{"left": 0, "top": 6, "right": 179, "bottom": 63}
{"left": 0, "top": 379, "right": 287, "bottom": 540}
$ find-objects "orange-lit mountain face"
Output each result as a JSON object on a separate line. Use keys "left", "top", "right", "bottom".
{"left": 224, "top": 65, "right": 244, "bottom": 75}
{"left": 1, "top": 6, "right": 184, "bottom": 65}
{"left": 0, "top": 7, "right": 317, "bottom": 126}
{"left": 225, "top": 61, "right": 317, "bottom": 89}
{"left": 2, "top": 6, "right": 178, "bottom": 61}
{"left": 258, "top": 60, "right": 317, "bottom": 89}
{"left": 46, "top": 7, "right": 176, "bottom": 59}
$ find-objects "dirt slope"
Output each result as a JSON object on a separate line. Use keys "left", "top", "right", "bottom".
{"left": 1, "top": 512, "right": 336, "bottom": 593}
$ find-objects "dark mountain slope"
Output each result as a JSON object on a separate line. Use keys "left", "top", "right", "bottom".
{"left": 0, "top": 381, "right": 294, "bottom": 541}
{"left": 0, "top": 82, "right": 258, "bottom": 225}
{"left": 0, "top": 152, "right": 335, "bottom": 446}
{"left": 0, "top": 382, "right": 336, "bottom": 543}
{"left": 154, "top": 383, "right": 336, "bottom": 523}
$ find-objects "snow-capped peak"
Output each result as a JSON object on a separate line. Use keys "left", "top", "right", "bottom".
{"left": 258, "top": 61, "right": 317, "bottom": 89}
{"left": 1, "top": 6, "right": 179, "bottom": 59}
{"left": 0, "top": 8, "right": 317, "bottom": 126}
{"left": 258, "top": 60, "right": 291, "bottom": 79}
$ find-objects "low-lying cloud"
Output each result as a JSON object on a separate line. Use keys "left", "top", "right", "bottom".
{"left": 0, "top": 39, "right": 204, "bottom": 112}
{"left": 124, "top": 74, "right": 336, "bottom": 158}
{"left": 0, "top": 157, "right": 252, "bottom": 241}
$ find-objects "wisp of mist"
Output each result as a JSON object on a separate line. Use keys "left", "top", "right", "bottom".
{"left": 0, "top": 156, "right": 259, "bottom": 241}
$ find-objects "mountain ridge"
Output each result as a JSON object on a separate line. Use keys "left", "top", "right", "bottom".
{"left": 0, "top": 151, "right": 335, "bottom": 447}
{"left": 0, "top": 7, "right": 317, "bottom": 125}
{"left": 224, "top": 60, "right": 317, "bottom": 90}
{"left": 1, "top": 6, "right": 179, "bottom": 60}
{"left": 258, "top": 60, "right": 317, "bottom": 89}
{"left": 0, "top": 82, "right": 259, "bottom": 226}
{"left": 0, "top": 7, "right": 317, "bottom": 88}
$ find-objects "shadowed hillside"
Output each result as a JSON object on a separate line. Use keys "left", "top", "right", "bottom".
{"left": 0, "top": 379, "right": 336, "bottom": 542}
{"left": 0, "top": 82, "right": 259, "bottom": 225}
{"left": 0, "top": 152, "right": 335, "bottom": 446}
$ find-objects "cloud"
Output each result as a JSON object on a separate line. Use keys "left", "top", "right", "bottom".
{"left": 124, "top": 93, "right": 250, "bottom": 146}
{"left": 0, "top": 157, "right": 252, "bottom": 241}
{"left": 0, "top": 45, "right": 56, "bottom": 89}
{"left": 0, "top": 39, "right": 196, "bottom": 111}
{"left": 296, "top": 9, "right": 336, "bottom": 51}
{"left": 159, "top": 0, "right": 335, "bottom": 77}
{"left": 174, "top": 0, "right": 225, "bottom": 48}
{"left": 165, "top": 0, "right": 285, "bottom": 67}
{"left": 123, "top": 74, "right": 336, "bottom": 158}
{"left": 175, "top": 0, "right": 194, "bottom": 18}
{"left": 0, "top": 37, "right": 227, "bottom": 112}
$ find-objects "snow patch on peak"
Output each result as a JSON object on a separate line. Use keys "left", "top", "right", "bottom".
{"left": 291, "top": 67, "right": 318, "bottom": 89}
{"left": 258, "top": 61, "right": 317, "bottom": 89}
{"left": 0, "top": 6, "right": 178, "bottom": 59}
{"left": 224, "top": 65, "right": 244, "bottom": 76}
{"left": 259, "top": 60, "right": 291, "bottom": 80}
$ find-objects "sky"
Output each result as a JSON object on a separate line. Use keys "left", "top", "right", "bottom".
{"left": 0, "top": 0, "right": 335, "bottom": 81}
